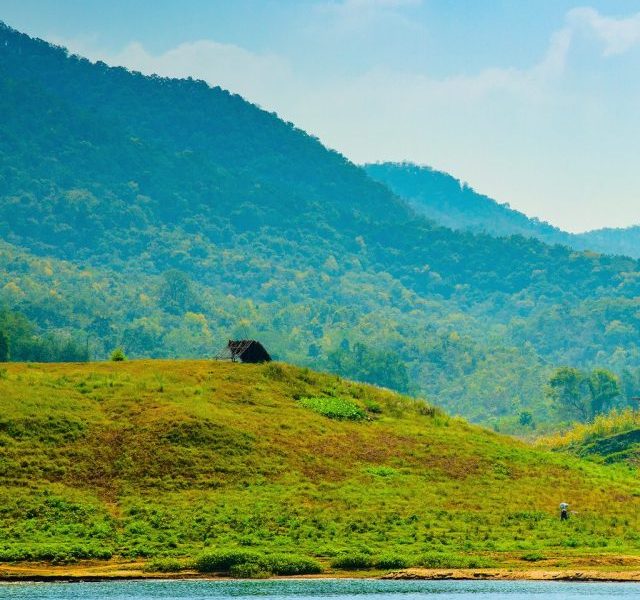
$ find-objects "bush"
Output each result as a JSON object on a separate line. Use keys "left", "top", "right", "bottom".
{"left": 364, "top": 399, "right": 382, "bottom": 414}
{"left": 521, "top": 552, "right": 546, "bottom": 562}
{"left": 330, "top": 553, "right": 373, "bottom": 570}
{"left": 365, "top": 466, "right": 398, "bottom": 477}
{"left": 229, "top": 562, "right": 271, "bottom": 579}
{"left": 110, "top": 347, "right": 127, "bottom": 361}
{"left": 262, "top": 554, "right": 323, "bottom": 575}
{"left": 374, "top": 554, "right": 409, "bottom": 569}
{"left": 194, "top": 550, "right": 259, "bottom": 573}
{"left": 263, "top": 363, "right": 287, "bottom": 381}
{"left": 418, "top": 551, "right": 495, "bottom": 569}
{"left": 144, "top": 557, "right": 185, "bottom": 572}
{"left": 0, "top": 545, "right": 114, "bottom": 564}
{"left": 194, "top": 550, "right": 322, "bottom": 576}
{"left": 299, "top": 397, "right": 366, "bottom": 421}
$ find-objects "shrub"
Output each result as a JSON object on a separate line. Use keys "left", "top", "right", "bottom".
{"left": 144, "top": 557, "right": 185, "bottom": 572}
{"left": 0, "top": 545, "right": 114, "bottom": 564}
{"left": 330, "top": 553, "right": 374, "bottom": 569}
{"left": 299, "top": 397, "right": 366, "bottom": 421}
{"left": 229, "top": 562, "right": 271, "bottom": 579}
{"left": 262, "top": 554, "right": 323, "bottom": 575}
{"left": 365, "top": 466, "right": 398, "bottom": 477}
{"left": 418, "top": 551, "right": 495, "bottom": 569}
{"left": 364, "top": 399, "right": 382, "bottom": 414}
{"left": 263, "top": 362, "right": 287, "bottom": 381}
{"left": 110, "top": 347, "right": 127, "bottom": 361}
{"left": 521, "top": 552, "right": 546, "bottom": 562}
{"left": 374, "top": 554, "right": 409, "bottom": 569}
{"left": 194, "top": 550, "right": 259, "bottom": 573}
{"left": 193, "top": 550, "right": 322, "bottom": 577}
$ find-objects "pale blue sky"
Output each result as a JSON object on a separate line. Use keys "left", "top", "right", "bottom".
{"left": 3, "top": 0, "right": 640, "bottom": 232}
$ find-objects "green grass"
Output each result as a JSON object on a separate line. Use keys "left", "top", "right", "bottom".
{"left": 299, "top": 396, "right": 367, "bottom": 420}
{"left": 1, "top": 359, "right": 640, "bottom": 571}
{"left": 539, "top": 409, "right": 640, "bottom": 464}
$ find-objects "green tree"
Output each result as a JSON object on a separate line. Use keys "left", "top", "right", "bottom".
{"left": 110, "top": 347, "right": 127, "bottom": 362}
{"left": 159, "top": 270, "right": 196, "bottom": 315}
{"left": 0, "top": 331, "right": 9, "bottom": 362}
{"left": 328, "top": 342, "right": 410, "bottom": 394}
{"left": 519, "top": 411, "right": 534, "bottom": 428}
{"left": 547, "top": 367, "right": 589, "bottom": 422}
{"left": 587, "top": 369, "right": 621, "bottom": 416}
{"left": 547, "top": 367, "right": 622, "bottom": 422}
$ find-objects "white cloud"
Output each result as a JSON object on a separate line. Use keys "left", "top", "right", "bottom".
{"left": 568, "top": 7, "right": 640, "bottom": 56}
{"left": 315, "top": 0, "right": 424, "bottom": 35}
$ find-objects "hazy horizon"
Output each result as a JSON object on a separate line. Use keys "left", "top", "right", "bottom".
{"left": 4, "top": 0, "right": 640, "bottom": 233}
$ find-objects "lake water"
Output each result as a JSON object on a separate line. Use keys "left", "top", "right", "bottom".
{"left": 2, "top": 579, "right": 640, "bottom": 600}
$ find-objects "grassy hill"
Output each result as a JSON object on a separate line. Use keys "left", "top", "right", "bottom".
{"left": 1, "top": 360, "right": 640, "bottom": 574}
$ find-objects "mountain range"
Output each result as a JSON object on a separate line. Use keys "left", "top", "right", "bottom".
{"left": 3, "top": 21, "right": 640, "bottom": 429}
{"left": 365, "top": 162, "right": 640, "bottom": 258}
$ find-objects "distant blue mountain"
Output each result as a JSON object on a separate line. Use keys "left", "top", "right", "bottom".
{"left": 364, "top": 162, "right": 640, "bottom": 258}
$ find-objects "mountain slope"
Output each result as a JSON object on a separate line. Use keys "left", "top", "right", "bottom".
{"left": 1, "top": 360, "right": 640, "bottom": 569}
{"left": 576, "top": 227, "right": 640, "bottom": 260}
{"left": 5, "top": 22, "right": 640, "bottom": 427}
{"left": 364, "top": 162, "right": 572, "bottom": 246}
{"left": 1, "top": 21, "right": 638, "bottom": 299}
{"left": 365, "top": 162, "right": 640, "bottom": 259}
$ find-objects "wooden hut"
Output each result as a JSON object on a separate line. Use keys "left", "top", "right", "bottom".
{"left": 215, "top": 340, "right": 271, "bottom": 363}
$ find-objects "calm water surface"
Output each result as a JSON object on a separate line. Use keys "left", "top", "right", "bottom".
{"left": 2, "top": 579, "right": 640, "bottom": 600}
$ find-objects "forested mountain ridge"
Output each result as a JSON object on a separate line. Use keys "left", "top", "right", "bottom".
{"left": 364, "top": 162, "right": 571, "bottom": 246}
{"left": 3, "top": 21, "right": 640, "bottom": 428}
{"left": 577, "top": 227, "right": 640, "bottom": 260}
{"left": 364, "top": 162, "right": 640, "bottom": 259}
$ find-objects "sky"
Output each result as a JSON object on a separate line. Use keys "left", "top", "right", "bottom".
{"left": 2, "top": 0, "right": 640, "bottom": 233}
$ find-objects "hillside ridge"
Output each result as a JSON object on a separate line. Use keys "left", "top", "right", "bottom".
{"left": 1, "top": 359, "right": 640, "bottom": 573}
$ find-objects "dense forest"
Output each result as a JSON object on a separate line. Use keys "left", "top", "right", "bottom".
{"left": 3, "top": 22, "right": 640, "bottom": 430}
{"left": 365, "top": 162, "right": 640, "bottom": 259}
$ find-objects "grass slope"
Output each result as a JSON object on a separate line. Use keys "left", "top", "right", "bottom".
{"left": 1, "top": 360, "right": 640, "bottom": 574}
{"left": 540, "top": 409, "right": 640, "bottom": 465}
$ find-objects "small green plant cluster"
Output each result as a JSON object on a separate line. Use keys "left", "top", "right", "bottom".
{"left": 299, "top": 396, "right": 366, "bottom": 421}
{"left": 143, "top": 557, "right": 186, "bottom": 573}
{"left": 194, "top": 550, "right": 323, "bottom": 578}
{"left": 110, "top": 347, "right": 127, "bottom": 361}
{"left": 418, "top": 551, "right": 497, "bottom": 569}
{"left": 364, "top": 466, "right": 399, "bottom": 477}
{"left": 0, "top": 544, "right": 113, "bottom": 564}
{"left": 521, "top": 552, "right": 546, "bottom": 562}
{"left": 330, "top": 552, "right": 408, "bottom": 570}
{"left": 262, "top": 363, "right": 287, "bottom": 381}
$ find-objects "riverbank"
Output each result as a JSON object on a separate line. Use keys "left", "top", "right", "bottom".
{"left": 4, "top": 561, "right": 640, "bottom": 583}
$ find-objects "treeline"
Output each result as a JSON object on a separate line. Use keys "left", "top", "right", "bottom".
{"left": 0, "top": 310, "right": 88, "bottom": 363}
{"left": 546, "top": 366, "right": 640, "bottom": 423}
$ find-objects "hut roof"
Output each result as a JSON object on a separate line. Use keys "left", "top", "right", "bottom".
{"left": 214, "top": 340, "right": 271, "bottom": 363}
